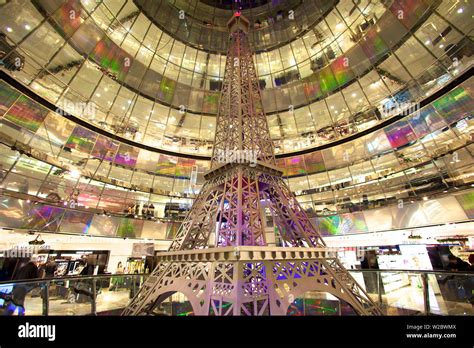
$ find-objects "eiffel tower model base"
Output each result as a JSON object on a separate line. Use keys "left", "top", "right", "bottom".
{"left": 123, "top": 246, "right": 382, "bottom": 316}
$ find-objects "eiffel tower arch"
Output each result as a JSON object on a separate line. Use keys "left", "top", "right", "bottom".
{"left": 123, "top": 14, "right": 382, "bottom": 316}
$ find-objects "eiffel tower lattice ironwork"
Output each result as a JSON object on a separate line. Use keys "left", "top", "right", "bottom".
{"left": 123, "top": 14, "right": 382, "bottom": 316}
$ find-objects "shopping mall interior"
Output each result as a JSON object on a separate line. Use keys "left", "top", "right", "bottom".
{"left": 0, "top": 0, "right": 473, "bottom": 319}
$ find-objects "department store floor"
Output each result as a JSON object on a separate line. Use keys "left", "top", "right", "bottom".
{"left": 1, "top": 283, "right": 471, "bottom": 316}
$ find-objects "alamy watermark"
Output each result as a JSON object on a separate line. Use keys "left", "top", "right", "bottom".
{"left": 326, "top": 246, "right": 366, "bottom": 261}
{"left": 382, "top": 101, "right": 420, "bottom": 118}
{"left": 56, "top": 100, "right": 96, "bottom": 118}
{"left": 215, "top": 148, "right": 258, "bottom": 167}
{"left": 18, "top": 322, "right": 55, "bottom": 342}
{"left": 2, "top": 245, "right": 50, "bottom": 258}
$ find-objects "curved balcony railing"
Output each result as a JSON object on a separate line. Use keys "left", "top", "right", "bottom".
{"left": 0, "top": 74, "right": 472, "bottom": 229}
{"left": 0, "top": 71, "right": 472, "bottom": 177}
{"left": 0, "top": 74, "right": 472, "bottom": 203}
{"left": 0, "top": 270, "right": 472, "bottom": 315}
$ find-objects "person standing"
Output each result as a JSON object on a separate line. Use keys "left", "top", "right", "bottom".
{"left": 147, "top": 204, "right": 155, "bottom": 219}
{"left": 467, "top": 254, "right": 474, "bottom": 272}
{"left": 109, "top": 262, "right": 124, "bottom": 291}
{"left": 3, "top": 258, "right": 39, "bottom": 315}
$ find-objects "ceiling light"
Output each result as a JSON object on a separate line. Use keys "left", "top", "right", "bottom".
{"left": 352, "top": 93, "right": 356, "bottom": 97}
{"left": 423, "top": 196, "right": 428, "bottom": 201}
{"left": 104, "top": 87, "right": 108, "bottom": 92}
{"left": 69, "top": 169, "right": 81, "bottom": 178}
{"left": 6, "top": 27, "right": 12, "bottom": 32}
{"left": 24, "top": 24, "right": 31, "bottom": 30}
{"left": 424, "top": 40, "right": 430, "bottom": 45}
{"left": 330, "top": 105, "right": 334, "bottom": 109}
{"left": 96, "top": 93, "right": 101, "bottom": 97}
{"left": 457, "top": 8, "right": 463, "bottom": 13}
{"left": 439, "top": 44, "right": 444, "bottom": 49}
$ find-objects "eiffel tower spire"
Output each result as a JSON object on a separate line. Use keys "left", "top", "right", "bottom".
{"left": 123, "top": 13, "right": 382, "bottom": 316}
{"left": 211, "top": 14, "right": 275, "bottom": 167}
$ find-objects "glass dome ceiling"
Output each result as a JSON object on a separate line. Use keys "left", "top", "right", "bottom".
{"left": 0, "top": 0, "right": 472, "bottom": 157}
{"left": 134, "top": 0, "right": 336, "bottom": 52}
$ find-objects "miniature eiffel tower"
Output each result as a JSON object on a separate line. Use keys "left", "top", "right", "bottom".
{"left": 123, "top": 14, "right": 382, "bottom": 316}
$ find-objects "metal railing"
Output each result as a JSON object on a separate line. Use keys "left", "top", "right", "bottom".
{"left": 0, "top": 273, "right": 149, "bottom": 316}
{"left": 0, "top": 269, "right": 472, "bottom": 316}
{"left": 347, "top": 269, "right": 474, "bottom": 316}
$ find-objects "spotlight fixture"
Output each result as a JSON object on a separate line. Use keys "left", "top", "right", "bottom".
{"left": 28, "top": 234, "right": 45, "bottom": 245}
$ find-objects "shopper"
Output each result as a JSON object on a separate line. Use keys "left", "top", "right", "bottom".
{"left": 116, "top": 261, "right": 124, "bottom": 274}
{"left": 3, "top": 258, "right": 40, "bottom": 315}
{"left": 38, "top": 260, "right": 56, "bottom": 279}
{"left": 466, "top": 255, "right": 474, "bottom": 306}
{"left": 446, "top": 254, "right": 470, "bottom": 271}
{"left": 445, "top": 254, "right": 474, "bottom": 305}
{"left": 44, "top": 260, "right": 57, "bottom": 278}
{"left": 141, "top": 204, "right": 149, "bottom": 217}
{"left": 109, "top": 262, "right": 124, "bottom": 291}
{"left": 71, "top": 260, "right": 94, "bottom": 303}
{"left": 147, "top": 204, "right": 155, "bottom": 219}
{"left": 467, "top": 254, "right": 474, "bottom": 272}
{"left": 126, "top": 204, "right": 134, "bottom": 217}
